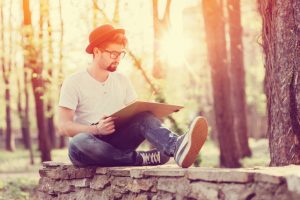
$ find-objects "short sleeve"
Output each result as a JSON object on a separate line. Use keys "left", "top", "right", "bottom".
{"left": 123, "top": 75, "right": 138, "bottom": 105}
{"left": 58, "top": 77, "right": 79, "bottom": 110}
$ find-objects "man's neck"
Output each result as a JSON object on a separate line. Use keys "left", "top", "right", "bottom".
{"left": 88, "top": 62, "right": 109, "bottom": 82}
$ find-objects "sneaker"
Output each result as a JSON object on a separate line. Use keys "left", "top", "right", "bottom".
{"left": 174, "top": 116, "right": 208, "bottom": 168}
{"left": 137, "top": 149, "right": 170, "bottom": 166}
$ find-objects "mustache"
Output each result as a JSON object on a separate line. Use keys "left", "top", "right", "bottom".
{"left": 111, "top": 62, "right": 119, "bottom": 66}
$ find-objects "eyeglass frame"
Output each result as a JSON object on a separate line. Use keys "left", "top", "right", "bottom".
{"left": 97, "top": 48, "right": 126, "bottom": 59}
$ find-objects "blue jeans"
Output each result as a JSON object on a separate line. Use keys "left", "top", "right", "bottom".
{"left": 68, "top": 112, "right": 179, "bottom": 167}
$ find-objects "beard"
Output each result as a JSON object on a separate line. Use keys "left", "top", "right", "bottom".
{"left": 107, "top": 62, "right": 119, "bottom": 72}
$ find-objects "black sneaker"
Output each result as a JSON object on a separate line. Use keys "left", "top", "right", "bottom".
{"left": 174, "top": 116, "right": 208, "bottom": 168}
{"left": 136, "top": 149, "right": 170, "bottom": 166}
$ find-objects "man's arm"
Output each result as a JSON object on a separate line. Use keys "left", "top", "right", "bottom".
{"left": 58, "top": 106, "right": 97, "bottom": 137}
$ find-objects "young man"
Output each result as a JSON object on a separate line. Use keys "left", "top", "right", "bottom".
{"left": 58, "top": 24, "right": 208, "bottom": 168}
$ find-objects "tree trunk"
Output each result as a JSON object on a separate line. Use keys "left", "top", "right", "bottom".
{"left": 4, "top": 85, "right": 13, "bottom": 151}
{"left": 16, "top": 68, "right": 34, "bottom": 164}
{"left": 18, "top": 85, "right": 30, "bottom": 149}
{"left": 152, "top": 0, "right": 171, "bottom": 79}
{"left": 259, "top": 0, "right": 300, "bottom": 166}
{"left": 59, "top": 136, "right": 66, "bottom": 149}
{"left": 23, "top": 0, "right": 51, "bottom": 162}
{"left": 227, "top": 0, "right": 252, "bottom": 158}
{"left": 44, "top": 0, "right": 56, "bottom": 149}
{"left": 6, "top": 0, "right": 14, "bottom": 151}
{"left": 58, "top": 0, "right": 66, "bottom": 148}
{"left": 1, "top": 0, "right": 14, "bottom": 151}
{"left": 47, "top": 109, "right": 56, "bottom": 148}
{"left": 58, "top": 0, "right": 64, "bottom": 77}
{"left": 22, "top": 68, "right": 32, "bottom": 150}
{"left": 202, "top": 0, "right": 240, "bottom": 167}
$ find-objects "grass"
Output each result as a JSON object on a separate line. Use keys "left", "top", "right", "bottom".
{"left": 240, "top": 138, "right": 270, "bottom": 167}
{"left": 0, "top": 147, "right": 69, "bottom": 173}
{"left": 0, "top": 147, "right": 70, "bottom": 200}
{"left": 0, "top": 177, "right": 38, "bottom": 200}
{"left": 200, "top": 138, "right": 270, "bottom": 167}
{"left": 0, "top": 138, "right": 270, "bottom": 200}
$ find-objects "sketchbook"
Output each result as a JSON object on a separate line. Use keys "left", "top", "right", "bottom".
{"left": 106, "top": 100, "right": 183, "bottom": 127}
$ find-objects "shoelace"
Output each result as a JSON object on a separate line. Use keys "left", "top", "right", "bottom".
{"left": 140, "top": 152, "right": 161, "bottom": 165}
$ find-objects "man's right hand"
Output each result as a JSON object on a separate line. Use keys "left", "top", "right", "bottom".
{"left": 94, "top": 116, "right": 117, "bottom": 135}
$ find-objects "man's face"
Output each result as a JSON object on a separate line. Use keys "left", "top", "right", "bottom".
{"left": 94, "top": 43, "right": 126, "bottom": 72}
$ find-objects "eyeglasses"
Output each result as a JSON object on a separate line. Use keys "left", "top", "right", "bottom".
{"left": 101, "top": 49, "right": 126, "bottom": 59}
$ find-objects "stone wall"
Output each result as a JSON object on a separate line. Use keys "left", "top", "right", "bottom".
{"left": 38, "top": 162, "right": 300, "bottom": 200}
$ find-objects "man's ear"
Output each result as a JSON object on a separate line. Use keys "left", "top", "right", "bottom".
{"left": 93, "top": 48, "right": 99, "bottom": 55}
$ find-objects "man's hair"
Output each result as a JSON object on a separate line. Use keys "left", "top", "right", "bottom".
{"left": 93, "top": 33, "right": 127, "bottom": 57}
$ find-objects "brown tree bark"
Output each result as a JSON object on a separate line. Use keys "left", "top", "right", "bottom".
{"left": 23, "top": 0, "right": 51, "bottom": 161}
{"left": 19, "top": 58, "right": 32, "bottom": 151}
{"left": 152, "top": 0, "right": 171, "bottom": 79}
{"left": 17, "top": 28, "right": 32, "bottom": 152}
{"left": 44, "top": 0, "right": 56, "bottom": 149}
{"left": 17, "top": 81, "right": 31, "bottom": 150}
{"left": 16, "top": 67, "right": 34, "bottom": 164}
{"left": 227, "top": 0, "right": 252, "bottom": 158}
{"left": 18, "top": 15, "right": 32, "bottom": 150}
{"left": 202, "top": 0, "right": 240, "bottom": 167}
{"left": 1, "top": 0, "right": 14, "bottom": 151}
{"left": 259, "top": 0, "right": 300, "bottom": 165}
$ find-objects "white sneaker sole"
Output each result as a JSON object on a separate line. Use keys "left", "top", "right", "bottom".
{"left": 176, "top": 117, "right": 208, "bottom": 168}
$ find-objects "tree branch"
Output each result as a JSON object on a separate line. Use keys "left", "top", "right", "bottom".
{"left": 162, "top": 0, "right": 171, "bottom": 25}
{"left": 92, "top": 0, "right": 111, "bottom": 23}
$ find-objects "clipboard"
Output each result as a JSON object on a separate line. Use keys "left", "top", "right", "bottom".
{"left": 106, "top": 101, "right": 183, "bottom": 127}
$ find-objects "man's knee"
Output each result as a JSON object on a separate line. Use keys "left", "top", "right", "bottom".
{"left": 139, "top": 111, "right": 157, "bottom": 120}
{"left": 69, "top": 133, "right": 94, "bottom": 152}
{"left": 132, "top": 111, "right": 161, "bottom": 127}
{"left": 68, "top": 133, "right": 107, "bottom": 165}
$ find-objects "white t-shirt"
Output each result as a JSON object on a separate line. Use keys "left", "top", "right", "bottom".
{"left": 58, "top": 69, "right": 137, "bottom": 125}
